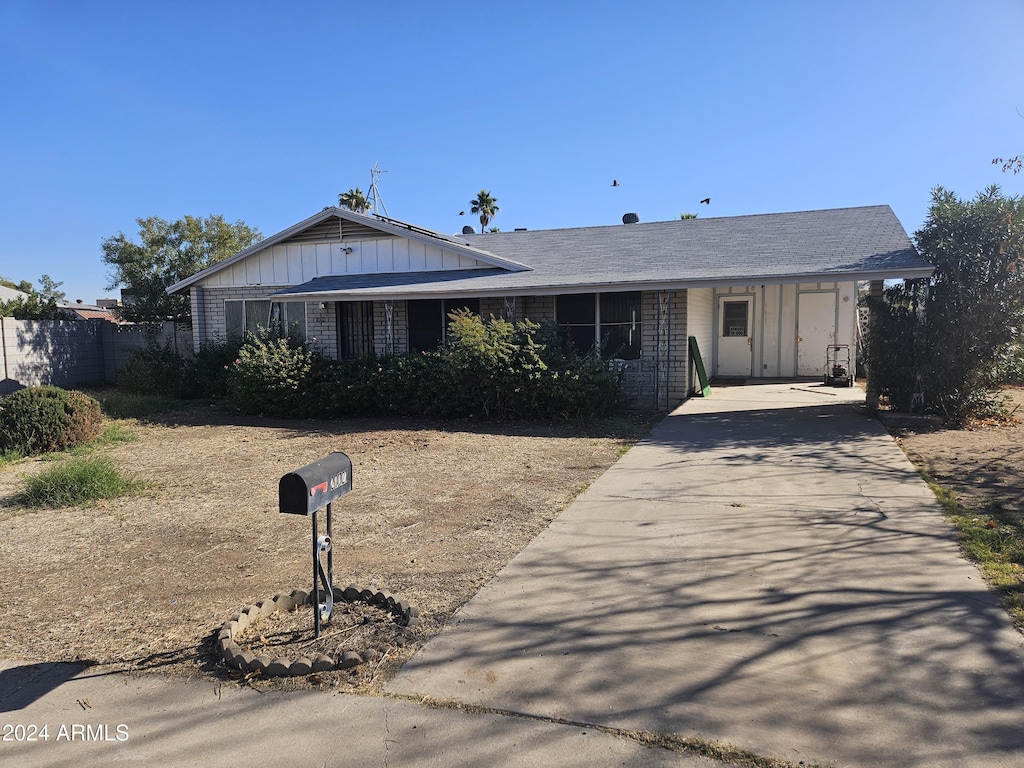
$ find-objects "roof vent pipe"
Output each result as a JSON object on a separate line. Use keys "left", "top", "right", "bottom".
{"left": 462, "top": 225, "right": 475, "bottom": 235}
{"left": 622, "top": 212, "right": 640, "bottom": 224}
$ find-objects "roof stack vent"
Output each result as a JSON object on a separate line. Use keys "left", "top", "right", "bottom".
{"left": 462, "top": 225, "right": 475, "bottom": 235}
{"left": 622, "top": 212, "right": 640, "bottom": 224}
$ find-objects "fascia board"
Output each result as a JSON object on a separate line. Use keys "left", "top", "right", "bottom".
{"left": 271, "top": 267, "right": 935, "bottom": 302}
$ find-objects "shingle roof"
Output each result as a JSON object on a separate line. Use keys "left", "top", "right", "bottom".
{"left": 273, "top": 205, "right": 931, "bottom": 300}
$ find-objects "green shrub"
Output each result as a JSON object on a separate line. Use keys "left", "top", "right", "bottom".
{"left": 226, "top": 329, "right": 315, "bottom": 416}
{"left": 0, "top": 386, "right": 103, "bottom": 455}
{"left": 14, "top": 455, "right": 145, "bottom": 507}
{"left": 220, "top": 314, "right": 628, "bottom": 422}
{"left": 863, "top": 291, "right": 922, "bottom": 412}
{"left": 96, "top": 391, "right": 182, "bottom": 419}
{"left": 115, "top": 336, "right": 243, "bottom": 400}
{"left": 187, "top": 335, "right": 245, "bottom": 399}
{"left": 306, "top": 313, "right": 627, "bottom": 421}
{"left": 117, "top": 343, "right": 188, "bottom": 397}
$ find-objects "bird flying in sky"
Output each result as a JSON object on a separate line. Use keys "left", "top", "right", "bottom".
{"left": 700, "top": 197, "right": 710, "bottom": 205}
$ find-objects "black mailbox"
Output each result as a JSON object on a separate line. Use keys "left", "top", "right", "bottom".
{"left": 279, "top": 452, "right": 353, "bottom": 515}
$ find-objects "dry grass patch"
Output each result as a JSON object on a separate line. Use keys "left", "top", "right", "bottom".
{"left": 0, "top": 407, "right": 658, "bottom": 692}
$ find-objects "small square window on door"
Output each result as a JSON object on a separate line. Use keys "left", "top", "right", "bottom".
{"left": 722, "top": 301, "right": 749, "bottom": 337}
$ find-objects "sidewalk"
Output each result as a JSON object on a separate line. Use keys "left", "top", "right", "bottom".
{"left": 387, "top": 382, "right": 1024, "bottom": 767}
{"left": 0, "top": 659, "right": 715, "bottom": 768}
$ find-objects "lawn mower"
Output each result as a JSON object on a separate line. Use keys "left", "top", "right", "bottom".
{"left": 824, "top": 344, "right": 854, "bottom": 387}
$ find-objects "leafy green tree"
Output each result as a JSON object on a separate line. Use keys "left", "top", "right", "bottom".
{"left": 0, "top": 274, "right": 65, "bottom": 319}
{"left": 867, "top": 185, "right": 1024, "bottom": 422}
{"left": 338, "top": 188, "right": 370, "bottom": 213}
{"left": 469, "top": 190, "right": 500, "bottom": 233}
{"left": 101, "top": 215, "right": 262, "bottom": 322}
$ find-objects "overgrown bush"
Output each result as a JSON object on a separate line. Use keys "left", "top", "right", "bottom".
{"left": 188, "top": 335, "right": 245, "bottom": 399}
{"left": 312, "top": 313, "right": 625, "bottom": 421}
{"left": 866, "top": 186, "right": 1024, "bottom": 424}
{"left": 117, "top": 342, "right": 189, "bottom": 397}
{"left": 0, "top": 386, "right": 103, "bottom": 455}
{"left": 226, "top": 328, "right": 316, "bottom": 416}
{"left": 220, "top": 313, "right": 627, "bottom": 421}
{"left": 995, "top": 342, "right": 1024, "bottom": 385}
{"left": 116, "top": 335, "right": 244, "bottom": 400}
{"left": 863, "top": 289, "right": 923, "bottom": 412}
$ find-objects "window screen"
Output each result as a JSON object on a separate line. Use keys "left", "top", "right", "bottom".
{"left": 557, "top": 293, "right": 597, "bottom": 355}
{"left": 407, "top": 298, "right": 481, "bottom": 352}
{"left": 600, "top": 292, "right": 642, "bottom": 359}
{"left": 556, "top": 293, "right": 641, "bottom": 359}
{"left": 224, "top": 299, "right": 306, "bottom": 340}
{"left": 722, "top": 301, "right": 749, "bottom": 337}
{"left": 408, "top": 299, "right": 443, "bottom": 352}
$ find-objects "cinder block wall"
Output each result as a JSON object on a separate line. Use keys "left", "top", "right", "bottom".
{"left": 0, "top": 318, "right": 188, "bottom": 394}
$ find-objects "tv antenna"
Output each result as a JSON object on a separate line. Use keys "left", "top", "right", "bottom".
{"left": 367, "top": 162, "right": 390, "bottom": 217}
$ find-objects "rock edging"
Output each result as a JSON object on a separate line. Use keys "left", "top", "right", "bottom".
{"left": 217, "top": 585, "right": 419, "bottom": 677}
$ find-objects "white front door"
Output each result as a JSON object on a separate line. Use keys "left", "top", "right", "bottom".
{"left": 796, "top": 292, "right": 837, "bottom": 376}
{"left": 717, "top": 297, "right": 753, "bottom": 376}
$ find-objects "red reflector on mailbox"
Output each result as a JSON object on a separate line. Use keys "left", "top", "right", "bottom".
{"left": 279, "top": 452, "right": 353, "bottom": 515}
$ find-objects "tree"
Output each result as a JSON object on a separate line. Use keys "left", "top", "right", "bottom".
{"left": 469, "top": 190, "right": 500, "bottom": 233}
{"left": 866, "top": 185, "right": 1024, "bottom": 422}
{"left": 102, "top": 215, "right": 262, "bottom": 322}
{"left": 338, "top": 188, "right": 370, "bottom": 213}
{"left": 0, "top": 274, "right": 65, "bottom": 319}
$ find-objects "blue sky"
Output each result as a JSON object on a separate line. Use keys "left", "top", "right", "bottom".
{"left": 2, "top": 1, "right": 1022, "bottom": 304}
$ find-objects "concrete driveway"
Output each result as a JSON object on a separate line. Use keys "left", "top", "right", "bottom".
{"left": 388, "top": 382, "right": 1024, "bottom": 767}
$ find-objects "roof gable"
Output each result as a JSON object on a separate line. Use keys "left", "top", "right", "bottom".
{"left": 167, "top": 208, "right": 530, "bottom": 294}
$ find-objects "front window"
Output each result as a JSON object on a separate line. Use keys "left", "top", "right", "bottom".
{"left": 556, "top": 292, "right": 642, "bottom": 359}
{"left": 600, "top": 292, "right": 642, "bottom": 359}
{"left": 407, "top": 298, "right": 481, "bottom": 352}
{"left": 225, "top": 299, "right": 307, "bottom": 339}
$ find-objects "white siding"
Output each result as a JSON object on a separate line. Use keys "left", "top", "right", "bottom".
{"left": 194, "top": 234, "right": 495, "bottom": 289}
{"left": 686, "top": 287, "right": 714, "bottom": 392}
{"left": 711, "top": 282, "right": 858, "bottom": 378}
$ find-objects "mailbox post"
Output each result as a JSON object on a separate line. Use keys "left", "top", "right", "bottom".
{"left": 279, "top": 452, "right": 353, "bottom": 638}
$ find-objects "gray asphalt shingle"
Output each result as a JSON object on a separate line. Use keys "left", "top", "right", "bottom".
{"left": 274, "top": 205, "right": 930, "bottom": 300}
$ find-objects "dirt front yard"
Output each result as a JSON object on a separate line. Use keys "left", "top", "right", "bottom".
{"left": 2, "top": 389, "right": 1022, "bottom": 693}
{"left": 0, "top": 408, "right": 656, "bottom": 691}
{"left": 887, "top": 388, "right": 1024, "bottom": 518}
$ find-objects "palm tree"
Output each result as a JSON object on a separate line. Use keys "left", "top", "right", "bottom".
{"left": 470, "top": 190, "right": 499, "bottom": 233}
{"left": 338, "top": 188, "right": 370, "bottom": 213}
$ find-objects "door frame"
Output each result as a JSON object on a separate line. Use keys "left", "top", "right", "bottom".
{"left": 715, "top": 294, "right": 755, "bottom": 377}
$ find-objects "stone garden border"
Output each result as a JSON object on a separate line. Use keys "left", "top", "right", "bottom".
{"left": 217, "top": 585, "right": 419, "bottom": 677}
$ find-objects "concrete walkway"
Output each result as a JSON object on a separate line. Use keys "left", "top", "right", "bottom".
{"left": 387, "top": 382, "right": 1024, "bottom": 767}
{"left": 0, "top": 659, "right": 715, "bottom": 767}
{"left": 4, "top": 382, "right": 1024, "bottom": 767}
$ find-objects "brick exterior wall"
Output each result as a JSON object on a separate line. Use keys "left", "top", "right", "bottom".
{"left": 189, "top": 288, "right": 697, "bottom": 411}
